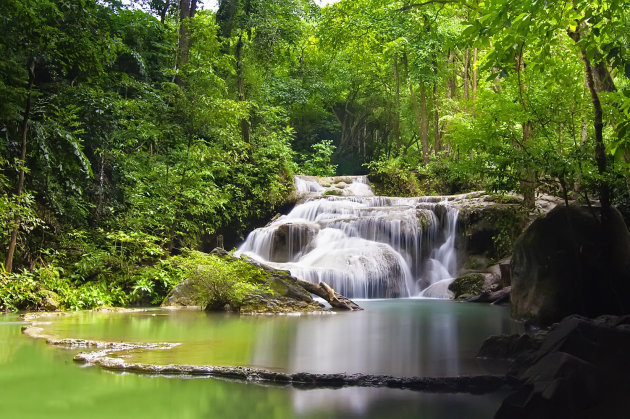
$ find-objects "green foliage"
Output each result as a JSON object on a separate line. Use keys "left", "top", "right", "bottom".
{"left": 300, "top": 140, "right": 337, "bottom": 176}
{"left": 169, "top": 251, "right": 273, "bottom": 310}
{"left": 491, "top": 208, "right": 529, "bottom": 260}
{"left": 1, "top": 0, "right": 629, "bottom": 311}
{"left": 365, "top": 156, "right": 421, "bottom": 197}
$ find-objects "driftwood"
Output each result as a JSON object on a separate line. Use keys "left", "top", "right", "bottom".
{"left": 467, "top": 286, "right": 511, "bottom": 304}
{"left": 295, "top": 279, "right": 363, "bottom": 311}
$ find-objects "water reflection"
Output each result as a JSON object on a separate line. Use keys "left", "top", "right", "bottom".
{"left": 35, "top": 300, "right": 520, "bottom": 378}
{"left": 3, "top": 301, "right": 519, "bottom": 418}
{"left": 250, "top": 300, "right": 519, "bottom": 377}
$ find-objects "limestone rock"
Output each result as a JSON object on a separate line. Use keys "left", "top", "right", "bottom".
{"left": 269, "top": 222, "right": 318, "bottom": 263}
{"left": 448, "top": 273, "right": 486, "bottom": 299}
{"left": 510, "top": 206, "right": 630, "bottom": 326}
{"left": 163, "top": 249, "right": 359, "bottom": 313}
{"left": 40, "top": 290, "right": 60, "bottom": 311}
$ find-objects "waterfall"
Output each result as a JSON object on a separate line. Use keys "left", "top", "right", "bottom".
{"left": 236, "top": 175, "right": 460, "bottom": 299}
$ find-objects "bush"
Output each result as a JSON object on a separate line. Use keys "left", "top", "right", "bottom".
{"left": 365, "top": 156, "right": 421, "bottom": 196}
{"left": 300, "top": 140, "right": 337, "bottom": 176}
{"left": 171, "top": 251, "right": 273, "bottom": 310}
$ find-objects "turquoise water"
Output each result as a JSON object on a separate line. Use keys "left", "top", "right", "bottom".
{"left": 0, "top": 300, "right": 518, "bottom": 418}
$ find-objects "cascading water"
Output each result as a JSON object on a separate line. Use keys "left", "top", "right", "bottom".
{"left": 236, "top": 175, "right": 460, "bottom": 299}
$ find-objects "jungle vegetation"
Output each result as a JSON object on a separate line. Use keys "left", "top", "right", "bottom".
{"left": 1, "top": 0, "right": 629, "bottom": 310}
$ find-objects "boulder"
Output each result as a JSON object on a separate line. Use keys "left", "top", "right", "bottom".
{"left": 163, "top": 249, "right": 359, "bottom": 313}
{"left": 40, "top": 290, "right": 60, "bottom": 311}
{"left": 269, "top": 222, "right": 318, "bottom": 262}
{"left": 456, "top": 203, "right": 529, "bottom": 264}
{"left": 495, "top": 315, "right": 630, "bottom": 419}
{"left": 511, "top": 206, "right": 630, "bottom": 326}
{"left": 477, "top": 333, "right": 545, "bottom": 361}
{"left": 448, "top": 273, "right": 486, "bottom": 299}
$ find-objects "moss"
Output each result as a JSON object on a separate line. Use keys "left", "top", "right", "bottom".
{"left": 448, "top": 274, "right": 485, "bottom": 299}
{"left": 167, "top": 251, "right": 274, "bottom": 311}
{"left": 164, "top": 250, "right": 321, "bottom": 313}
{"left": 324, "top": 189, "right": 343, "bottom": 196}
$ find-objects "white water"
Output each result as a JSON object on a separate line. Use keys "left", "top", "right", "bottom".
{"left": 236, "top": 175, "right": 460, "bottom": 299}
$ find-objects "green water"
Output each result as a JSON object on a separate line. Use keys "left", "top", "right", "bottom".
{"left": 1, "top": 300, "right": 518, "bottom": 418}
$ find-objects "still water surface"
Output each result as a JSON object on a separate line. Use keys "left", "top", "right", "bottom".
{"left": 0, "top": 299, "right": 519, "bottom": 418}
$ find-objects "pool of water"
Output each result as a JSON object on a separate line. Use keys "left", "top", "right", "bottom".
{"left": 1, "top": 299, "right": 520, "bottom": 418}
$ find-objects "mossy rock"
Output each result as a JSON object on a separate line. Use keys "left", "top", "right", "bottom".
{"left": 324, "top": 189, "right": 343, "bottom": 196}
{"left": 162, "top": 249, "right": 324, "bottom": 313}
{"left": 40, "top": 290, "right": 60, "bottom": 311}
{"left": 240, "top": 294, "right": 324, "bottom": 314}
{"left": 448, "top": 273, "right": 486, "bottom": 299}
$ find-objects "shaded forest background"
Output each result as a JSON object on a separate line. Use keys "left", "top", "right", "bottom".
{"left": 1, "top": 0, "right": 629, "bottom": 310}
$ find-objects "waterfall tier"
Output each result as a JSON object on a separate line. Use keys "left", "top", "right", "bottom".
{"left": 236, "top": 175, "right": 460, "bottom": 299}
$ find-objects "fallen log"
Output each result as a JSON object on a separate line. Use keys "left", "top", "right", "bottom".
{"left": 295, "top": 278, "right": 362, "bottom": 311}
{"left": 467, "top": 286, "right": 511, "bottom": 304}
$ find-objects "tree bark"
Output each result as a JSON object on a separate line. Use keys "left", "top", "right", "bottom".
{"left": 583, "top": 55, "right": 610, "bottom": 214}
{"left": 432, "top": 59, "right": 441, "bottom": 153}
{"left": 515, "top": 53, "right": 536, "bottom": 210}
{"left": 159, "top": 0, "right": 171, "bottom": 24}
{"left": 472, "top": 48, "right": 478, "bottom": 101}
{"left": 567, "top": 26, "right": 615, "bottom": 216}
{"left": 95, "top": 152, "right": 105, "bottom": 224}
{"left": 216, "top": 0, "right": 239, "bottom": 38}
{"left": 463, "top": 48, "right": 470, "bottom": 101}
{"left": 174, "top": 0, "right": 197, "bottom": 84}
{"left": 521, "top": 122, "right": 536, "bottom": 209}
{"left": 393, "top": 57, "right": 401, "bottom": 149}
{"left": 419, "top": 82, "right": 429, "bottom": 164}
{"left": 235, "top": 34, "right": 250, "bottom": 142}
{"left": 447, "top": 50, "right": 457, "bottom": 99}
{"left": 295, "top": 278, "right": 362, "bottom": 311}
{"left": 5, "top": 59, "right": 36, "bottom": 273}
{"left": 409, "top": 83, "right": 426, "bottom": 161}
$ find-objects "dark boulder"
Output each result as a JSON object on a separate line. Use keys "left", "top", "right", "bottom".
{"left": 511, "top": 206, "right": 630, "bottom": 326}
{"left": 495, "top": 315, "right": 630, "bottom": 419}
{"left": 477, "top": 333, "right": 545, "bottom": 361}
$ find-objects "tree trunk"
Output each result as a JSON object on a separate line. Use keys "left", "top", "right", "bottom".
{"left": 583, "top": 56, "right": 610, "bottom": 214}
{"left": 447, "top": 50, "right": 457, "bottom": 99}
{"left": 409, "top": 83, "right": 425, "bottom": 160}
{"left": 472, "top": 48, "right": 478, "bottom": 101}
{"left": 174, "top": 0, "right": 197, "bottom": 84}
{"left": 420, "top": 82, "right": 429, "bottom": 164}
{"left": 235, "top": 34, "right": 250, "bottom": 142}
{"left": 521, "top": 122, "right": 536, "bottom": 209}
{"left": 515, "top": 53, "right": 536, "bottom": 210}
{"left": 95, "top": 152, "right": 105, "bottom": 224}
{"left": 159, "top": 0, "right": 171, "bottom": 24}
{"left": 393, "top": 57, "right": 401, "bottom": 149}
{"left": 295, "top": 278, "right": 362, "bottom": 311}
{"left": 568, "top": 26, "right": 615, "bottom": 216}
{"left": 463, "top": 48, "right": 470, "bottom": 101}
{"left": 433, "top": 81, "right": 440, "bottom": 154}
{"left": 432, "top": 59, "right": 441, "bottom": 153}
{"left": 5, "top": 59, "right": 36, "bottom": 273}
